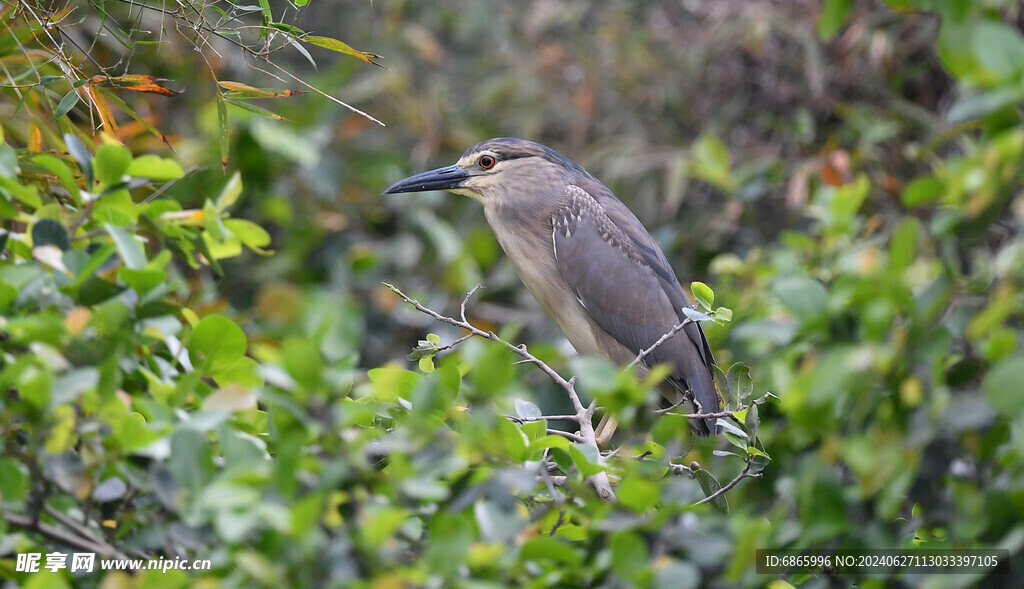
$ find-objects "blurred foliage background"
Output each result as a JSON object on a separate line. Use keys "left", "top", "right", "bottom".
{"left": 1, "top": 0, "right": 1023, "bottom": 587}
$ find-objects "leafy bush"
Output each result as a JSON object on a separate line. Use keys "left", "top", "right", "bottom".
{"left": 2, "top": 1, "right": 1023, "bottom": 588}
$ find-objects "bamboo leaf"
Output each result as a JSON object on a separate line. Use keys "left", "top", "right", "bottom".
{"left": 52, "top": 90, "right": 80, "bottom": 121}
{"left": 218, "top": 81, "right": 303, "bottom": 99}
{"left": 303, "top": 35, "right": 385, "bottom": 67}
{"left": 217, "top": 91, "right": 229, "bottom": 173}
{"left": 224, "top": 97, "right": 287, "bottom": 120}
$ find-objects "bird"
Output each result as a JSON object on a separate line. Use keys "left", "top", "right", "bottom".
{"left": 384, "top": 138, "right": 721, "bottom": 438}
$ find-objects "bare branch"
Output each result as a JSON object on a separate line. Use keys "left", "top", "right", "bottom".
{"left": 628, "top": 318, "right": 693, "bottom": 369}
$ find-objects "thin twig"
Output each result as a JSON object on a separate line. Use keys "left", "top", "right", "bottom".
{"left": 628, "top": 318, "right": 693, "bottom": 369}
{"left": 3, "top": 511, "right": 130, "bottom": 560}
{"left": 692, "top": 460, "right": 761, "bottom": 506}
{"left": 506, "top": 414, "right": 582, "bottom": 423}
{"left": 387, "top": 283, "right": 616, "bottom": 502}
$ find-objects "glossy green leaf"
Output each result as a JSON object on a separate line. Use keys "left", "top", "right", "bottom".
{"left": 691, "top": 281, "right": 714, "bottom": 310}
{"left": 189, "top": 314, "right": 248, "bottom": 372}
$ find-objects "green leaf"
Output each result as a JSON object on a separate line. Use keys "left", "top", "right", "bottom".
{"left": 418, "top": 356, "right": 434, "bottom": 373}
{"left": 217, "top": 91, "right": 229, "bottom": 171}
{"left": 713, "top": 306, "right": 733, "bottom": 323}
{"left": 367, "top": 367, "right": 421, "bottom": 402}
{"left": 818, "top": 0, "right": 853, "bottom": 41}
{"left": 983, "top": 354, "right": 1024, "bottom": 417}
{"left": 690, "top": 132, "right": 733, "bottom": 192}
{"left": 212, "top": 356, "right": 264, "bottom": 388}
{"left": 617, "top": 475, "right": 660, "bottom": 512}
{"left": 514, "top": 398, "right": 542, "bottom": 419}
{"left": 972, "top": 20, "right": 1024, "bottom": 81}
{"left": 282, "top": 337, "right": 324, "bottom": 390}
{"left": 64, "top": 133, "right": 93, "bottom": 186}
{"left": 32, "top": 154, "right": 82, "bottom": 204}
{"left": 201, "top": 227, "right": 243, "bottom": 259}
{"left": 745, "top": 402, "right": 760, "bottom": 442}
{"left": 52, "top": 89, "right": 80, "bottom": 120}
{"left": 94, "top": 143, "right": 132, "bottom": 187}
{"left": 0, "top": 176, "right": 42, "bottom": 209}
{"left": 302, "top": 35, "right": 384, "bottom": 67}
{"left": 0, "top": 141, "right": 15, "bottom": 178}
{"left": 105, "top": 224, "right": 147, "bottom": 269}
{"left": 497, "top": 417, "right": 529, "bottom": 461}
{"left": 215, "top": 170, "right": 243, "bottom": 210}
{"left": 119, "top": 267, "right": 165, "bottom": 294}
{"left": 224, "top": 218, "right": 272, "bottom": 254}
{"left": 169, "top": 428, "right": 215, "bottom": 491}
{"left": 691, "top": 281, "right": 714, "bottom": 310}
{"left": 568, "top": 443, "right": 604, "bottom": 477}
{"left": 94, "top": 189, "right": 139, "bottom": 225}
{"left": 889, "top": 218, "right": 919, "bottom": 273}
{"left": 694, "top": 468, "right": 728, "bottom": 513}
{"left": 32, "top": 219, "right": 70, "bottom": 251}
{"left": 362, "top": 506, "right": 410, "bottom": 548}
{"left": 901, "top": 176, "right": 943, "bottom": 207}
{"left": 726, "top": 362, "right": 753, "bottom": 404}
{"left": 771, "top": 275, "right": 827, "bottom": 323}
{"left": 527, "top": 434, "right": 571, "bottom": 456}
{"left": 0, "top": 458, "right": 28, "bottom": 502}
{"left": 520, "top": 537, "right": 583, "bottom": 566}
{"left": 610, "top": 531, "right": 649, "bottom": 580}
{"left": 112, "top": 412, "right": 167, "bottom": 452}
{"left": 189, "top": 314, "right": 248, "bottom": 372}
{"left": 126, "top": 155, "right": 184, "bottom": 180}
{"left": 224, "top": 96, "right": 287, "bottom": 120}
{"left": 682, "top": 307, "right": 713, "bottom": 323}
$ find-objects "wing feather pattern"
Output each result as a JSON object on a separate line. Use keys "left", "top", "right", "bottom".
{"left": 552, "top": 184, "right": 721, "bottom": 435}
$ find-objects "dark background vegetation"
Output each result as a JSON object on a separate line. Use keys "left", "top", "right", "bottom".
{"left": 1, "top": 0, "right": 1022, "bottom": 587}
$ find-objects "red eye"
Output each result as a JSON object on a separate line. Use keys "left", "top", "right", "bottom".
{"left": 478, "top": 155, "right": 496, "bottom": 169}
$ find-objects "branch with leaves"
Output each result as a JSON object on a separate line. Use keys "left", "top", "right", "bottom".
{"left": 387, "top": 282, "right": 774, "bottom": 508}
{"left": 387, "top": 283, "right": 617, "bottom": 502}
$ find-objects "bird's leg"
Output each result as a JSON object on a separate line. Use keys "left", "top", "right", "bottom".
{"left": 594, "top": 414, "right": 619, "bottom": 449}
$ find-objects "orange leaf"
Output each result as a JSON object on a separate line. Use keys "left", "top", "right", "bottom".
{"left": 90, "top": 74, "right": 179, "bottom": 96}
{"left": 86, "top": 83, "right": 119, "bottom": 137}
{"left": 28, "top": 121, "right": 42, "bottom": 152}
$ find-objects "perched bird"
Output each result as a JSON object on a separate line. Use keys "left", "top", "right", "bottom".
{"left": 384, "top": 138, "right": 721, "bottom": 437}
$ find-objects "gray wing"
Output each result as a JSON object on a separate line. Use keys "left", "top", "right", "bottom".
{"left": 552, "top": 184, "right": 720, "bottom": 435}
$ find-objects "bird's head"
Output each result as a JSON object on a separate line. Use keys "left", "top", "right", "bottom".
{"left": 383, "top": 138, "right": 590, "bottom": 207}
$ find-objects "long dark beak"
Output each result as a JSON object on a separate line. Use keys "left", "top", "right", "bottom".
{"left": 383, "top": 164, "right": 468, "bottom": 194}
